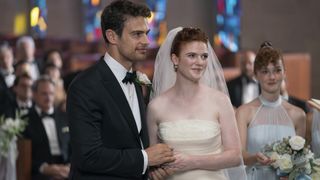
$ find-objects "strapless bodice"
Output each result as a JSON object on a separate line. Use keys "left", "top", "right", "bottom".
{"left": 158, "top": 120, "right": 228, "bottom": 180}
{"left": 159, "top": 120, "right": 223, "bottom": 155}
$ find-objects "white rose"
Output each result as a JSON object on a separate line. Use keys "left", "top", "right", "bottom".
{"left": 289, "top": 136, "right": 305, "bottom": 151}
{"left": 306, "top": 150, "right": 314, "bottom": 160}
{"left": 136, "top": 71, "right": 151, "bottom": 85}
{"left": 314, "top": 158, "right": 320, "bottom": 166}
{"left": 270, "top": 152, "right": 280, "bottom": 168}
{"left": 278, "top": 154, "right": 293, "bottom": 172}
{"left": 305, "top": 162, "right": 312, "bottom": 174}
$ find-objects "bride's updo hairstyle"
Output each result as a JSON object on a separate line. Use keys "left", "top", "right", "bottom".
{"left": 254, "top": 41, "right": 285, "bottom": 74}
{"left": 170, "top": 27, "right": 208, "bottom": 56}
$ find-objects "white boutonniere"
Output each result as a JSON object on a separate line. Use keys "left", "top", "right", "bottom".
{"left": 135, "top": 71, "right": 152, "bottom": 86}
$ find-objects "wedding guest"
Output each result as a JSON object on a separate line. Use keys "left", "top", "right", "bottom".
{"left": 228, "top": 50, "right": 259, "bottom": 108}
{"left": 307, "top": 100, "right": 320, "bottom": 158}
{"left": 0, "top": 41, "right": 15, "bottom": 88}
{"left": 0, "top": 41, "right": 15, "bottom": 116}
{"left": 43, "top": 49, "right": 63, "bottom": 70}
{"left": 23, "top": 75, "right": 70, "bottom": 180}
{"left": 148, "top": 27, "right": 246, "bottom": 180}
{"left": 43, "top": 64, "right": 66, "bottom": 106}
{"left": 1, "top": 74, "right": 33, "bottom": 118}
{"left": 14, "top": 60, "right": 32, "bottom": 77}
{"left": 15, "top": 36, "right": 41, "bottom": 80}
{"left": 236, "top": 42, "right": 306, "bottom": 180}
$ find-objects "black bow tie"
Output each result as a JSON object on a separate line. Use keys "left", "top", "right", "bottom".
{"left": 122, "top": 71, "right": 137, "bottom": 84}
{"left": 40, "top": 112, "right": 54, "bottom": 118}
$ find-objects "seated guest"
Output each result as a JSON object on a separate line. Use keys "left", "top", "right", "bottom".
{"left": 3, "top": 74, "right": 34, "bottom": 118}
{"left": 22, "top": 75, "right": 70, "bottom": 180}
{"left": 15, "top": 36, "right": 41, "bottom": 80}
{"left": 43, "top": 64, "right": 66, "bottom": 106}
{"left": 14, "top": 60, "right": 32, "bottom": 78}
{"left": 0, "top": 41, "right": 15, "bottom": 116}
{"left": 43, "top": 49, "right": 63, "bottom": 70}
{"left": 228, "top": 50, "right": 260, "bottom": 108}
{"left": 0, "top": 41, "right": 15, "bottom": 88}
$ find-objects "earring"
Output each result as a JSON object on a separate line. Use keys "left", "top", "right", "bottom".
{"left": 173, "top": 64, "right": 178, "bottom": 72}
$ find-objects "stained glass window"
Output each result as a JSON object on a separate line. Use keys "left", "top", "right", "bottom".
{"left": 82, "top": 0, "right": 102, "bottom": 42}
{"left": 30, "top": 0, "right": 47, "bottom": 38}
{"left": 214, "top": 0, "right": 240, "bottom": 52}
{"left": 146, "top": 0, "right": 167, "bottom": 48}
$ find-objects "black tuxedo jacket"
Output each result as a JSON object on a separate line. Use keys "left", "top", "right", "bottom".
{"left": 0, "top": 75, "right": 16, "bottom": 117}
{"left": 288, "top": 96, "right": 309, "bottom": 113}
{"left": 67, "top": 58, "right": 149, "bottom": 180}
{"left": 227, "top": 74, "right": 259, "bottom": 108}
{"left": 22, "top": 107, "right": 70, "bottom": 180}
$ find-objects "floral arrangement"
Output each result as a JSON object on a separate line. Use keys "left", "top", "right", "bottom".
{"left": 0, "top": 115, "right": 27, "bottom": 157}
{"left": 263, "top": 135, "right": 320, "bottom": 180}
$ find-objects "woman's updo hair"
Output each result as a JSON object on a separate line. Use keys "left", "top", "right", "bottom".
{"left": 170, "top": 27, "right": 208, "bottom": 56}
{"left": 254, "top": 41, "right": 284, "bottom": 74}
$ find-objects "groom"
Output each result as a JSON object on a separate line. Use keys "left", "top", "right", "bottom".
{"left": 67, "top": 0, "right": 174, "bottom": 179}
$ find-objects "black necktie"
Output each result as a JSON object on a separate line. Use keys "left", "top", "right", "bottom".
{"left": 122, "top": 71, "right": 137, "bottom": 84}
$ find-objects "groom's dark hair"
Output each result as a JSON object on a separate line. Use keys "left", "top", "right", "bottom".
{"left": 101, "top": 0, "right": 151, "bottom": 44}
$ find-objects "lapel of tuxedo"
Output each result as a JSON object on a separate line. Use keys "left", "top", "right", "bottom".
{"left": 97, "top": 58, "right": 141, "bottom": 145}
{"left": 134, "top": 83, "right": 149, "bottom": 148}
{"left": 30, "top": 108, "right": 50, "bottom": 147}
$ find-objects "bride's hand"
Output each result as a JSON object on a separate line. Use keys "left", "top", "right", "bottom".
{"left": 149, "top": 167, "right": 175, "bottom": 180}
{"left": 164, "top": 152, "right": 194, "bottom": 172}
{"left": 255, "top": 152, "right": 275, "bottom": 165}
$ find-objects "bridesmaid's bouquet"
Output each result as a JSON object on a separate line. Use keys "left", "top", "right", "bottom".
{"left": 263, "top": 136, "right": 320, "bottom": 180}
{"left": 0, "top": 115, "right": 27, "bottom": 157}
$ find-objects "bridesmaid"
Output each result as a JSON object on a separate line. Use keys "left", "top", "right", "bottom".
{"left": 307, "top": 99, "right": 320, "bottom": 158}
{"left": 236, "top": 41, "right": 306, "bottom": 180}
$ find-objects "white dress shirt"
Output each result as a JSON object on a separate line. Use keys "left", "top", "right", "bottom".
{"left": 242, "top": 78, "right": 259, "bottom": 104}
{"left": 0, "top": 68, "right": 15, "bottom": 87}
{"left": 104, "top": 52, "right": 148, "bottom": 174}
{"left": 35, "top": 106, "right": 61, "bottom": 156}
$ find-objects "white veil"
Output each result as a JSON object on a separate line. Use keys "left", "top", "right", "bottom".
{"left": 151, "top": 27, "right": 229, "bottom": 99}
{"left": 151, "top": 27, "right": 247, "bottom": 180}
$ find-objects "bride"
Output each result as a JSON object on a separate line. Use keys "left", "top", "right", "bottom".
{"left": 147, "top": 27, "right": 246, "bottom": 180}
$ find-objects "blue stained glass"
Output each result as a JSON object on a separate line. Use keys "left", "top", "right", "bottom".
{"left": 30, "top": 0, "right": 47, "bottom": 38}
{"left": 215, "top": 0, "right": 240, "bottom": 52}
{"left": 147, "top": 0, "right": 167, "bottom": 48}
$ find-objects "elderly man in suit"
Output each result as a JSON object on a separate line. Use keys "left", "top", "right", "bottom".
{"left": 23, "top": 76, "right": 70, "bottom": 180}
{"left": 67, "top": 1, "right": 174, "bottom": 180}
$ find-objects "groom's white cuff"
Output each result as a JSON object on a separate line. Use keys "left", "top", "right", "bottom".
{"left": 141, "top": 150, "right": 148, "bottom": 174}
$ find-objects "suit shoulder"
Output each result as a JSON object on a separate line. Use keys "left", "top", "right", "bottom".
{"left": 68, "top": 62, "right": 101, "bottom": 90}
{"left": 227, "top": 75, "right": 242, "bottom": 85}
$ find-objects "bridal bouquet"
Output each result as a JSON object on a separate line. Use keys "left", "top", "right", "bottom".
{"left": 263, "top": 135, "right": 320, "bottom": 180}
{"left": 0, "top": 115, "right": 27, "bottom": 157}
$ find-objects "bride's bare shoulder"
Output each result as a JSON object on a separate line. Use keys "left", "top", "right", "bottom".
{"left": 148, "top": 90, "right": 172, "bottom": 109}
{"left": 202, "top": 85, "right": 230, "bottom": 102}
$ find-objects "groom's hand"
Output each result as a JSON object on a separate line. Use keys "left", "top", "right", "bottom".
{"left": 146, "top": 143, "right": 175, "bottom": 166}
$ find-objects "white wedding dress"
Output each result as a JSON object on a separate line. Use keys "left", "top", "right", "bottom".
{"left": 158, "top": 119, "right": 228, "bottom": 180}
